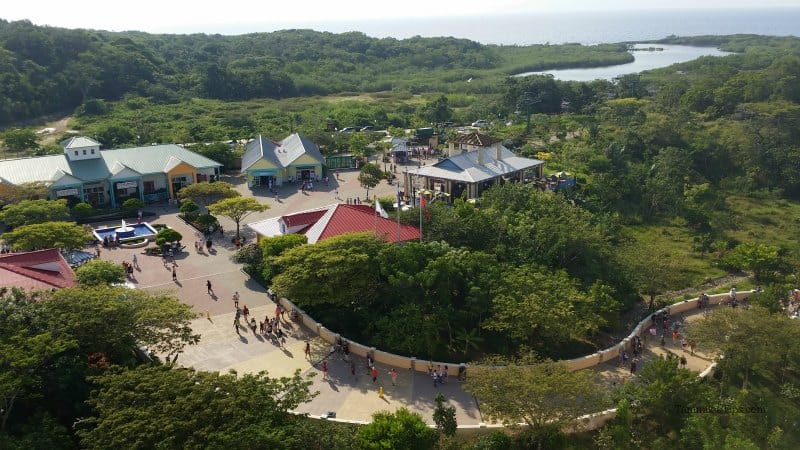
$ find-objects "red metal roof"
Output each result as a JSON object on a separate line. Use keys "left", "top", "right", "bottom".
{"left": 312, "top": 204, "right": 420, "bottom": 244}
{"left": 0, "top": 248, "right": 78, "bottom": 291}
{"left": 280, "top": 210, "right": 328, "bottom": 228}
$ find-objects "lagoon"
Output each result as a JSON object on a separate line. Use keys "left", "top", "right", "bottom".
{"left": 515, "top": 44, "right": 732, "bottom": 81}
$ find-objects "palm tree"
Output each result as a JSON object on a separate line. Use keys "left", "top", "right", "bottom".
{"left": 450, "top": 327, "right": 484, "bottom": 358}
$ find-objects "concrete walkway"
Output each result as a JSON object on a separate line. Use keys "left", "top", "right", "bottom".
{"left": 95, "top": 161, "right": 721, "bottom": 425}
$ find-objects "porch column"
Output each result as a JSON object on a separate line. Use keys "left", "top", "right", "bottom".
{"left": 110, "top": 181, "right": 117, "bottom": 208}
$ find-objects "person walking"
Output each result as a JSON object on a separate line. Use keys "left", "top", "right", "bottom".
{"left": 172, "top": 266, "right": 177, "bottom": 282}
{"left": 322, "top": 360, "right": 329, "bottom": 380}
{"left": 206, "top": 280, "right": 213, "bottom": 295}
{"left": 371, "top": 366, "right": 378, "bottom": 383}
{"left": 233, "top": 291, "right": 240, "bottom": 308}
{"left": 234, "top": 318, "right": 241, "bottom": 335}
{"left": 389, "top": 368, "right": 397, "bottom": 386}
{"left": 242, "top": 305, "right": 250, "bottom": 320}
{"left": 132, "top": 253, "right": 138, "bottom": 269}
{"left": 305, "top": 341, "right": 311, "bottom": 360}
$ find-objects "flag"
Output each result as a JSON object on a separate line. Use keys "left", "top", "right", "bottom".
{"left": 420, "top": 194, "right": 431, "bottom": 220}
{"left": 375, "top": 199, "right": 389, "bottom": 218}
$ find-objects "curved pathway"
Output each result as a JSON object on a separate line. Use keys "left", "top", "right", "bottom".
{"left": 95, "top": 164, "right": 727, "bottom": 426}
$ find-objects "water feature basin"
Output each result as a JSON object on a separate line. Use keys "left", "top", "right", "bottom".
{"left": 93, "top": 222, "right": 157, "bottom": 243}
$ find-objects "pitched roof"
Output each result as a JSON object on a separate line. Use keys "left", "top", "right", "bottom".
{"left": 280, "top": 209, "right": 328, "bottom": 228}
{"left": 61, "top": 136, "right": 101, "bottom": 149}
{"left": 248, "top": 204, "right": 420, "bottom": 244}
{"left": 0, "top": 143, "right": 222, "bottom": 185}
{"left": 241, "top": 135, "right": 281, "bottom": 171}
{"left": 407, "top": 145, "right": 544, "bottom": 183}
{"left": 450, "top": 132, "right": 500, "bottom": 147}
{"left": 275, "top": 133, "right": 325, "bottom": 167}
{"left": 0, "top": 249, "right": 78, "bottom": 290}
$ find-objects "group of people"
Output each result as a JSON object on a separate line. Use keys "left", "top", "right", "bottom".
{"left": 428, "top": 363, "right": 449, "bottom": 387}
{"left": 233, "top": 301, "right": 287, "bottom": 346}
{"left": 101, "top": 234, "right": 121, "bottom": 248}
{"left": 0, "top": 243, "right": 13, "bottom": 253}
{"left": 346, "top": 197, "right": 363, "bottom": 205}
{"left": 121, "top": 257, "right": 136, "bottom": 278}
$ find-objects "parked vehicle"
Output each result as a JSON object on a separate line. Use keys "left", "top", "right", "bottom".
{"left": 360, "top": 125, "right": 375, "bottom": 132}
{"left": 340, "top": 127, "right": 359, "bottom": 133}
{"left": 471, "top": 120, "right": 489, "bottom": 127}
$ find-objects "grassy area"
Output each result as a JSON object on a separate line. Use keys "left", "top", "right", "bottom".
{"left": 626, "top": 224, "right": 728, "bottom": 288}
{"left": 725, "top": 194, "right": 800, "bottom": 253}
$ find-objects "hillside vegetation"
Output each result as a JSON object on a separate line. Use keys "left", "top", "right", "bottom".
{"left": 0, "top": 19, "right": 632, "bottom": 125}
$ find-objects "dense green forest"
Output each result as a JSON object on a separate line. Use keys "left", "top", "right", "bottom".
{"left": 3, "top": 21, "right": 800, "bottom": 449}
{"left": 0, "top": 19, "right": 632, "bottom": 125}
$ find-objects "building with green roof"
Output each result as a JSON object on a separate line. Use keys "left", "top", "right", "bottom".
{"left": 0, "top": 137, "right": 222, "bottom": 207}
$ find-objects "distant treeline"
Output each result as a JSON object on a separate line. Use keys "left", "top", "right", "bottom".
{"left": 0, "top": 19, "right": 632, "bottom": 125}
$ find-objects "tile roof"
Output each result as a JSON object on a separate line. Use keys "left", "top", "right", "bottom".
{"left": 0, "top": 143, "right": 222, "bottom": 185}
{"left": 248, "top": 204, "right": 420, "bottom": 244}
{"left": 0, "top": 249, "right": 78, "bottom": 290}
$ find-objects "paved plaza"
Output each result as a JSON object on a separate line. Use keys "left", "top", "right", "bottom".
{"left": 94, "top": 161, "right": 721, "bottom": 426}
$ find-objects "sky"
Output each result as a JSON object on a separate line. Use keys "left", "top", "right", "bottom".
{"left": 3, "top": 0, "right": 798, "bottom": 34}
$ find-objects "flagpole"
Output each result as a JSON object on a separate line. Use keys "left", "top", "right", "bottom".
{"left": 396, "top": 183, "right": 401, "bottom": 242}
{"left": 419, "top": 191, "right": 423, "bottom": 243}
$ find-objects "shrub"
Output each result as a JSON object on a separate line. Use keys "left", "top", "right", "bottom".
{"left": 179, "top": 199, "right": 200, "bottom": 219}
{"left": 122, "top": 198, "right": 145, "bottom": 211}
{"left": 72, "top": 202, "right": 94, "bottom": 218}
{"left": 155, "top": 228, "right": 182, "bottom": 247}
{"left": 195, "top": 214, "right": 219, "bottom": 230}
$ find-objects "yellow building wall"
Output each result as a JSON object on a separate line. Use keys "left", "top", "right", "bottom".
{"left": 166, "top": 162, "right": 198, "bottom": 199}
{"left": 292, "top": 154, "right": 323, "bottom": 166}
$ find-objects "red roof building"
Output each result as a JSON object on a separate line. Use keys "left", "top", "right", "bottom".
{"left": 0, "top": 248, "right": 78, "bottom": 291}
{"left": 248, "top": 203, "right": 421, "bottom": 244}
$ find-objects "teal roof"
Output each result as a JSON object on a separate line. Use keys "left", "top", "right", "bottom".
{"left": 0, "top": 143, "right": 221, "bottom": 185}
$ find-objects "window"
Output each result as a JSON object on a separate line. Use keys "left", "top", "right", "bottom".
{"left": 74, "top": 151, "right": 79, "bottom": 156}
{"left": 91, "top": 149, "right": 95, "bottom": 154}
{"left": 143, "top": 181, "right": 155, "bottom": 194}
{"left": 83, "top": 149, "right": 87, "bottom": 155}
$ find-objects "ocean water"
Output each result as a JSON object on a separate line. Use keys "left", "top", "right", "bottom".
{"left": 219, "top": 7, "right": 800, "bottom": 45}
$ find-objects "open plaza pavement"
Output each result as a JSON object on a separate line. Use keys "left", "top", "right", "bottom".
{"left": 93, "top": 158, "right": 721, "bottom": 426}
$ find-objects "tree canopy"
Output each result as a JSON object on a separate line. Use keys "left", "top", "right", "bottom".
{"left": 0, "top": 199, "right": 70, "bottom": 227}
{"left": 75, "top": 260, "right": 126, "bottom": 286}
{"left": 177, "top": 181, "right": 239, "bottom": 206}
{"left": 2, "top": 221, "right": 90, "bottom": 251}
{"left": 79, "top": 366, "right": 315, "bottom": 449}
{"left": 207, "top": 196, "right": 267, "bottom": 239}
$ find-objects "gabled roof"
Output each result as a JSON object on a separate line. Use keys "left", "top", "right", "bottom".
{"left": 450, "top": 133, "right": 500, "bottom": 147}
{"left": 275, "top": 133, "right": 325, "bottom": 167}
{"left": 0, "top": 142, "right": 222, "bottom": 186}
{"left": 61, "top": 136, "right": 101, "bottom": 149}
{"left": 248, "top": 204, "right": 420, "bottom": 244}
{"left": 241, "top": 135, "right": 281, "bottom": 171}
{"left": 280, "top": 210, "right": 328, "bottom": 228}
{"left": 407, "top": 145, "right": 544, "bottom": 183}
{"left": 109, "top": 161, "right": 140, "bottom": 176}
{"left": 0, "top": 249, "right": 78, "bottom": 291}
